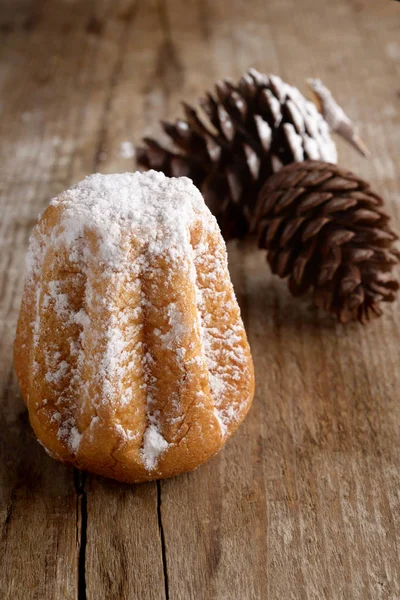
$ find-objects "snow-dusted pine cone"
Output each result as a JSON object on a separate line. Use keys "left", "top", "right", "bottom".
{"left": 255, "top": 161, "right": 400, "bottom": 323}
{"left": 137, "top": 69, "right": 337, "bottom": 240}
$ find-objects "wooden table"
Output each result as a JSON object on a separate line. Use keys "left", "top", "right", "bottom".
{"left": 1, "top": 1, "right": 400, "bottom": 598}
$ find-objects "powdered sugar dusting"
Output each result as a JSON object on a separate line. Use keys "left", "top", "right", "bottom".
{"left": 142, "top": 424, "right": 169, "bottom": 471}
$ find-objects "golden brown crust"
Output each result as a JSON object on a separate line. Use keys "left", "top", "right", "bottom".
{"left": 14, "top": 172, "right": 254, "bottom": 482}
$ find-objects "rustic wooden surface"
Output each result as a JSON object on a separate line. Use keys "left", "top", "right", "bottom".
{"left": 1, "top": 0, "right": 400, "bottom": 598}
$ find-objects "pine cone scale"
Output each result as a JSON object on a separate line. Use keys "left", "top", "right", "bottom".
{"left": 319, "top": 176, "right": 360, "bottom": 191}
{"left": 318, "top": 262, "right": 339, "bottom": 286}
{"left": 297, "top": 192, "right": 333, "bottom": 214}
{"left": 343, "top": 247, "right": 374, "bottom": 263}
{"left": 340, "top": 265, "right": 362, "bottom": 295}
{"left": 302, "top": 217, "right": 331, "bottom": 241}
{"left": 350, "top": 190, "right": 383, "bottom": 206}
{"left": 348, "top": 287, "right": 364, "bottom": 309}
{"left": 323, "top": 229, "right": 355, "bottom": 250}
{"left": 298, "top": 169, "right": 333, "bottom": 187}
{"left": 281, "top": 218, "right": 306, "bottom": 245}
{"left": 322, "top": 196, "right": 358, "bottom": 214}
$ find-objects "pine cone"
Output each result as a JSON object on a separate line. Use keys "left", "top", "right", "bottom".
{"left": 137, "top": 69, "right": 337, "bottom": 240}
{"left": 255, "top": 160, "right": 400, "bottom": 323}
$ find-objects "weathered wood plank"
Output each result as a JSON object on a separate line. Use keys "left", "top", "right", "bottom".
{"left": 85, "top": 478, "right": 166, "bottom": 600}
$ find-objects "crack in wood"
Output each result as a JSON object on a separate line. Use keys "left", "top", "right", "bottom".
{"left": 74, "top": 470, "right": 87, "bottom": 600}
{"left": 3, "top": 501, "right": 12, "bottom": 528}
{"left": 2, "top": 484, "right": 16, "bottom": 532}
{"left": 157, "top": 481, "right": 169, "bottom": 600}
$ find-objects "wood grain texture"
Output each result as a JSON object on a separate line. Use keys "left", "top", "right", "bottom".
{"left": 1, "top": 0, "right": 400, "bottom": 598}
